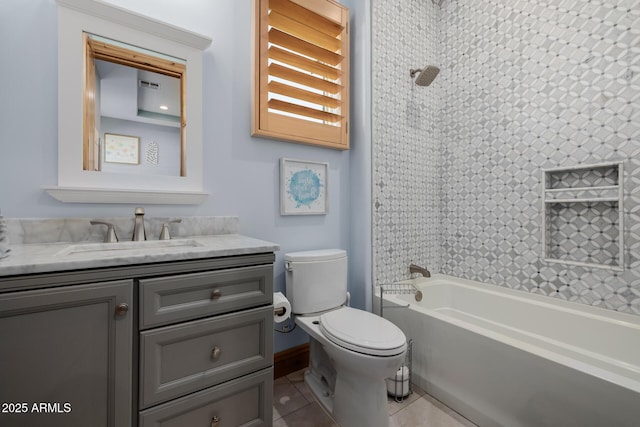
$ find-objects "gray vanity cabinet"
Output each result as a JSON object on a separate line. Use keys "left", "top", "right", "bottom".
{"left": 0, "top": 252, "right": 275, "bottom": 427}
{"left": 0, "top": 280, "right": 133, "bottom": 427}
{"left": 138, "top": 264, "right": 274, "bottom": 426}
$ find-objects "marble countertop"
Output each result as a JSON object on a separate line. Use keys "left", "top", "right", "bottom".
{"left": 0, "top": 216, "right": 279, "bottom": 277}
{"left": 0, "top": 234, "right": 279, "bottom": 276}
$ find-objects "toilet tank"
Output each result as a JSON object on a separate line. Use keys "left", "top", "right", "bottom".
{"left": 285, "top": 249, "right": 347, "bottom": 314}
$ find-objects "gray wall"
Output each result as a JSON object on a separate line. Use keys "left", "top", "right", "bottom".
{"left": 372, "top": 0, "right": 640, "bottom": 315}
{"left": 0, "top": 0, "right": 373, "bottom": 352}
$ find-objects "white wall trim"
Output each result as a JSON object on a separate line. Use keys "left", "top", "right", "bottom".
{"left": 56, "top": 0, "right": 212, "bottom": 49}
{"left": 45, "top": 187, "right": 208, "bottom": 205}
{"left": 56, "top": 0, "right": 211, "bottom": 203}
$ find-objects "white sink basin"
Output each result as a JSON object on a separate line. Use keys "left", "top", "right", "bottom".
{"left": 55, "top": 239, "right": 204, "bottom": 257}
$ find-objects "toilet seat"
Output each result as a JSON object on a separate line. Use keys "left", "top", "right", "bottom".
{"left": 319, "top": 307, "right": 407, "bottom": 356}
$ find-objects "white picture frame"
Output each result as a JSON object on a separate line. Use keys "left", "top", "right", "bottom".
{"left": 104, "top": 133, "right": 140, "bottom": 164}
{"left": 280, "top": 158, "right": 328, "bottom": 215}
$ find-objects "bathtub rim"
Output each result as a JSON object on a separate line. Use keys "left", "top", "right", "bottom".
{"left": 377, "top": 274, "right": 640, "bottom": 394}
{"left": 381, "top": 274, "right": 640, "bottom": 326}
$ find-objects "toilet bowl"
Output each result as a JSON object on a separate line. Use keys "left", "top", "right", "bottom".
{"left": 296, "top": 308, "right": 407, "bottom": 427}
{"left": 285, "top": 249, "right": 407, "bottom": 427}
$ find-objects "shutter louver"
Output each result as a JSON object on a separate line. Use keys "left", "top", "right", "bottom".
{"left": 253, "top": 0, "right": 350, "bottom": 149}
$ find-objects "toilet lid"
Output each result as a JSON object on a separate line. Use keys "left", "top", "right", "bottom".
{"left": 319, "top": 307, "right": 407, "bottom": 356}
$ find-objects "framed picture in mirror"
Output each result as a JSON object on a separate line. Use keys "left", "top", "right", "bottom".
{"left": 104, "top": 133, "right": 140, "bottom": 165}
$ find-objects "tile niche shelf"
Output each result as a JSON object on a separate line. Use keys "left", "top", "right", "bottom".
{"left": 542, "top": 162, "right": 624, "bottom": 271}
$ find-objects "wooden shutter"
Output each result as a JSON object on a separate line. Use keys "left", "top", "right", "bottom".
{"left": 252, "top": 0, "right": 350, "bottom": 149}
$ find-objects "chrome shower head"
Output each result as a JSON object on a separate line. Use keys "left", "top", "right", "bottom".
{"left": 410, "top": 66, "right": 440, "bottom": 86}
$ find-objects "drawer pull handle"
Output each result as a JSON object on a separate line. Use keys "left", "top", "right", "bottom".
{"left": 211, "top": 347, "right": 222, "bottom": 360}
{"left": 115, "top": 303, "right": 129, "bottom": 316}
{"left": 210, "top": 289, "right": 222, "bottom": 300}
{"left": 211, "top": 415, "right": 220, "bottom": 427}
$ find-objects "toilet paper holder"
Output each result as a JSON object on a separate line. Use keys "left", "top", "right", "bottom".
{"left": 273, "top": 291, "right": 292, "bottom": 325}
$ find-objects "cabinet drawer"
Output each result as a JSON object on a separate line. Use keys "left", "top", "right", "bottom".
{"left": 139, "top": 306, "right": 273, "bottom": 408}
{"left": 139, "top": 265, "right": 273, "bottom": 329}
{"left": 139, "top": 368, "right": 273, "bottom": 427}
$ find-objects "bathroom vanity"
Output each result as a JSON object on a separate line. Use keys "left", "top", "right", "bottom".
{"left": 0, "top": 217, "right": 277, "bottom": 427}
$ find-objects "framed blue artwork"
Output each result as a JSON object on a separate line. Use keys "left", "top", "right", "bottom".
{"left": 280, "top": 158, "right": 328, "bottom": 215}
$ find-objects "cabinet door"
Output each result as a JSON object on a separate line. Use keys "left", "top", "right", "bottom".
{"left": 0, "top": 280, "right": 133, "bottom": 427}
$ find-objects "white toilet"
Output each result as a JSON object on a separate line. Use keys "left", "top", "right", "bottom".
{"left": 285, "top": 249, "right": 407, "bottom": 427}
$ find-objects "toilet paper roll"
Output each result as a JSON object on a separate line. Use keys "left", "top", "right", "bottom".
{"left": 386, "top": 366, "right": 410, "bottom": 397}
{"left": 273, "top": 292, "right": 291, "bottom": 324}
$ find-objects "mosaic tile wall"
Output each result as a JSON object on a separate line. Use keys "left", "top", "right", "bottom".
{"left": 372, "top": 0, "right": 640, "bottom": 315}
{"left": 372, "top": 0, "right": 442, "bottom": 286}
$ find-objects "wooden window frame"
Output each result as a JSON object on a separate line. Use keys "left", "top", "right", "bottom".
{"left": 252, "top": 0, "right": 350, "bottom": 150}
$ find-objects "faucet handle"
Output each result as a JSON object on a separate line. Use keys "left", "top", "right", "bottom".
{"left": 159, "top": 219, "right": 182, "bottom": 240}
{"left": 90, "top": 220, "right": 118, "bottom": 243}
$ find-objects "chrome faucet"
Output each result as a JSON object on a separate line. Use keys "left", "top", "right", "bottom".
{"left": 90, "top": 220, "right": 118, "bottom": 243}
{"left": 159, "top": 219, "right": 182, "bottom": 240}
{"left": 132, "top": 207, "right": 146, "bottom": 241}
{"left": 409, "top": 263, "right": 431, "bottom": 278}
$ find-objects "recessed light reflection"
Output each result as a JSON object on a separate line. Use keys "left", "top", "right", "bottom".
{"left": 159, "top": 105, "right": 169, "bottom": 110}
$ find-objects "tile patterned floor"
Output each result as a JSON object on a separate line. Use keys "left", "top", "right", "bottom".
{"left": 273, "top": 369, "right": 477, "bottom": 427}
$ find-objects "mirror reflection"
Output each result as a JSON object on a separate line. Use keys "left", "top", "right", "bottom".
{"left": 83, "top": 34, "right": 186, "bottom": 176}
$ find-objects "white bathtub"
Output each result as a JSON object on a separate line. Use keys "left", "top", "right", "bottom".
{"left": 377, "top": 274, "right": 640, "bottom": 427}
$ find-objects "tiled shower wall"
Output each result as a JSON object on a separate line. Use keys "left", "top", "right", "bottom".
{"left": 372, "top": 0, "right": 442, "bottom": 285}
{"left": 372, "top": 0, "right": 640, "bottom": 315}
